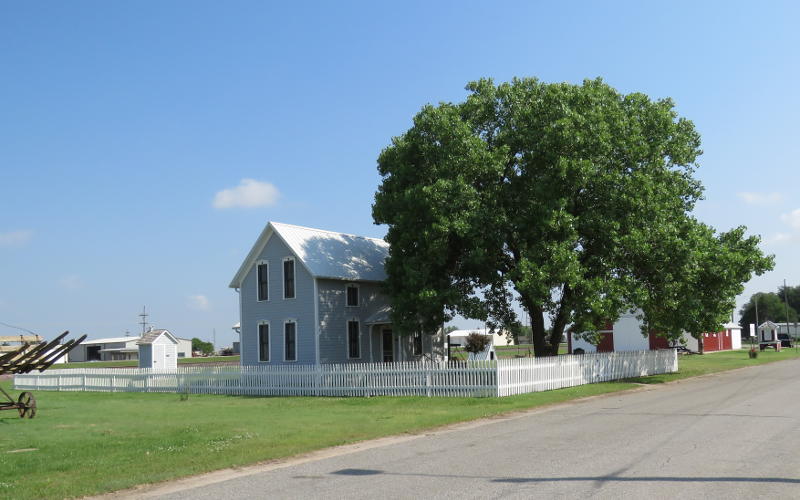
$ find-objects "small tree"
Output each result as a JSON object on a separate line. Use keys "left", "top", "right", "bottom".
{"left": 463, "top": 333, "right": 492, "bottom": 355}
{"left": 191, "top": 337, "right": 214, "bottom": 356}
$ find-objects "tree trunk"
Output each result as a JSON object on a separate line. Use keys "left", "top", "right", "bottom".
{"left": 547, "top": 324, "right": 564, "bottom": 356}
{"left": 529, "top": 304, "right": 550, "bottom": 357}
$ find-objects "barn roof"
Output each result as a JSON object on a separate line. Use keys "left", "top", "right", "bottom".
{"left": 230, "top": 221, "right": 389, "bottom": 287}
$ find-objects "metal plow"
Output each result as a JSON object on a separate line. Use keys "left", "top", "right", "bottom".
{"left": 0, "top": 331, "right": 86, "bottom": 418}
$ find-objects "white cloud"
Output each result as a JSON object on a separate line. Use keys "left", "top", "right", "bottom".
{"left": 213, "top": 179, "right": 280, "bottom": 209}
{"left": 738, "top": 192, "right": 783, "bottom": 205}
{"left": 764, "top": 232, "right": 794, "bottom": 245}
{"left": 0, "top": 229, "right": 33, "bottom": 247}
{"left": 187, "top": 294, "right": 210, "bottom": 311}
{"left": 58, "top": 274, "right": 84, "bottom": 290}
{"left": 781, "top": 208, "right": 800, "bottom": 230}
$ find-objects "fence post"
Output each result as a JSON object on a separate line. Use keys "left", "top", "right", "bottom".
{"left": 425, "top": 364, "right": 432, "bottom": 398}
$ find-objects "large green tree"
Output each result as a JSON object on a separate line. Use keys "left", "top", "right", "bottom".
{"left": 632, "top": 222, "right": 773, "bottom": 352}
{"left": 739, "top": 292, "right": 798, "bottom": 331}
{"left": 373, "top": 77, "right": 772, "bottom": 356}
{"left": 778, "top": 284, "right": 800, "bottom": 316}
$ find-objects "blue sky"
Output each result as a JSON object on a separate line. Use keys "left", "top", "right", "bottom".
{"left": 2, "top": 1, "right": 799, "bottom": 344}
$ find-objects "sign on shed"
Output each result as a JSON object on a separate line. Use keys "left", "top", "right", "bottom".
{"left": 137, "top": 329, "right": 179, "bottom": 369}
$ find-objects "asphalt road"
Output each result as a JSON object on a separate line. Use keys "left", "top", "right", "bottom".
{"left": 130, "top": 359, "right": 800, "bottom": 499}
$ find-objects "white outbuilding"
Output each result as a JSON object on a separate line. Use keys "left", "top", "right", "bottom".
{"left": 137, "top": 329, "right": 179, "bottom": 369}
{"left": 446, "top": 329, "right": 515, "bottom": 348}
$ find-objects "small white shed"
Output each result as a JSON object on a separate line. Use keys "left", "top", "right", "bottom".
{"left": 137, "top": 329, "right": 179, "bottom": 369}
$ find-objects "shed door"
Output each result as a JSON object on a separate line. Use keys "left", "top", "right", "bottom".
{"left": 153, "top": 344, "right": 165, "bottom": 366}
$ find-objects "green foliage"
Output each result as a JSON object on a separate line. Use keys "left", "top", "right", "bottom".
{"left": 443, "top": 325, "right": 460, "bottom": 334}
{"left": 463, "top": 333, "right": 492, "bottom": 354}
{"left": 191, "top": 337, "right": 214, "bottom": 355}
{"left": 633, "top": 223, "right": 774, "bottom": 343}
{"left": 778, "top": 284, "right": 800, "bottom": 317}
{"left": 373, "top": 76, "right": 772, "bottom": 356}
{"left": 739, "top": 292, "right": 798, "bottom": 329}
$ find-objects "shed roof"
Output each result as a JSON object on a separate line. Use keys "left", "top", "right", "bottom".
{"left": 137, "top": 329, "right": 178, "bottom": 345}
{"left": 230, "top": 222, "right": 389, "bottom": 287}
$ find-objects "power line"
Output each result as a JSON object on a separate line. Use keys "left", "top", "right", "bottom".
{"left": 0, "top": 321, "right": 37, "bottom": 335}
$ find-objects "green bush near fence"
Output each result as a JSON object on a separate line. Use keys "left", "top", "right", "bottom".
{"left": 1, "top": 348, "right": 798, "bottom": 499}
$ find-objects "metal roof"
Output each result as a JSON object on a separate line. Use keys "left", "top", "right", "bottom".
{"left": 365, "top": 305, "right": 392, "bottom": 325}
{"left": 230, "top": 221, "right": 389, "bottom": 287}
{"left": 137, "top": 329, "right": 178, "bottom": 345}
{"left": 82, "top": 336, "right": 141, "bottom": 345}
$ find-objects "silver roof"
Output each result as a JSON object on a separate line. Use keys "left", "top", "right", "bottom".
{"left": 230, "top": 222, "right": 389, "bottom": 287}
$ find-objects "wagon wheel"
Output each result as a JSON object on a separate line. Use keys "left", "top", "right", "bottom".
{"left": 17, "top": 392, "right": 36, "bottom": 419}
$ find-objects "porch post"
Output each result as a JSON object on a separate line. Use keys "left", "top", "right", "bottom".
{"left": 368, "top": 324, "right": 374, "bottom": 362}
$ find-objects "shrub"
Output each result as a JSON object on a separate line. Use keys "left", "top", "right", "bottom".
{"left": 463, "top": 333, "right": 492, "bottom": 354}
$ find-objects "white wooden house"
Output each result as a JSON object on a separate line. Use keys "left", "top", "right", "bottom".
{"left": 230, "top": 222, "right": 446, "bottom": 366}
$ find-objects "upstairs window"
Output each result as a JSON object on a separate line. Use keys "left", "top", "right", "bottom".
{"left": 348, "top": 320, "right": 360, "bottom": 359}
{"left": 346, "top": 284, "right": 359, "bottom": 307}
{"left": 258, "top": 323, "right": 270, "bottom": 362}
{"left": 284, "top": 321, "right": 297, "bottom": 361}
{"left": 283, "top": 258, "right": 295, "bottom": 299}
{"left": 257, "top": 262, "right": 269, "bottom": 301}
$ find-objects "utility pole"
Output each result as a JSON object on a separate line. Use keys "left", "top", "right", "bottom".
{"left": 782, "top": 279, "right": 794, "bottom": 352}
{"left": 754, "top": 295, "right": 759, "bottom": 343}
{"left": 138, "top": 306, "right": 150, "bottom": 334}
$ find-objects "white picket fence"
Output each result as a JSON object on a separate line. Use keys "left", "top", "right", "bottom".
{"left": 496, "top": 349, "right": 677, "bottom": 396}
{"left": 14, "top": 350, "right": 676, "bottom": 398}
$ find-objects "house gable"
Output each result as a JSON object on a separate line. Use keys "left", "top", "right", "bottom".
{"left": 239, "top": 228, "right": 316, "bottom": 366}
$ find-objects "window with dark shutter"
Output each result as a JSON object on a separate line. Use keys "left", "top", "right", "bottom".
{"left": 348, "top": 320, "right": 360, "bottom": 358}
{"left": 346, "top": 284, "right": 359, "bottom": 307}
{"left": 258, "top": 323, "right": 270, "bottom": 362}
{"left": 257, "top": 263, "right": 269, "bottom": 301}
{"left": 284, "top": 322, "right": 296, "bottom": 361}
{"left": 283, "top": 259, "right": 295, "bottom": 299}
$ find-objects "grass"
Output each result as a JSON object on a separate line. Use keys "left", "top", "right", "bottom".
{"left": 56, "top": 355, "right": 240, "bottom": 369}
{"left": 1, "top": 347, "right": 798, "bottom": 499}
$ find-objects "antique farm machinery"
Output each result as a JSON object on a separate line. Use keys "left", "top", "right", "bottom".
{"left": 0, "top": 331, "right": 85, "bottom": 418}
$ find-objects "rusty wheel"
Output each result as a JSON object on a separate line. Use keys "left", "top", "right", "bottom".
{"left": 17, "top": 392, "right": 36, "bottom": 419}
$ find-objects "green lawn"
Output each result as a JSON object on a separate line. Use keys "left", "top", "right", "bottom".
{"left": 1, "top": 348, "right": 798, "bottom": 500}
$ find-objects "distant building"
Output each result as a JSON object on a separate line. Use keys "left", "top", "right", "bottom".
{"left": 768, "top": 322, "right": 800, "bottom": 338}
{"left": 446, "top": 329, "right": 515, "bottom": 348}
{"left": 568, "top": 311, "right": 741, "bottom": 353}
{"left": 68, "top": 334, "right": 192, "bottom": 362}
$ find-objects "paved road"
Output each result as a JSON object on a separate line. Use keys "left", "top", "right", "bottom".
{"left": 137, "top": 359, "right": 800, "bottom": 499}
